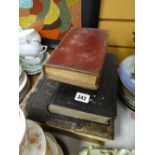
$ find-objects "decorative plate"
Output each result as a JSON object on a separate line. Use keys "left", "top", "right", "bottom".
{"left": 45, "top": 134, "right": 60, "bottom": 155}
{"left": 118, "top": 55, "right": 135, "bottom": 93}
{"left": 19, "top": 78, "right": 30, "bottom": 103}
{"left": 57, "top": 143, "right": 64, "bottom": 155}
{"left": 19, "top": 71, "right": 28, "bottom": 93}
{"left": 19, "top": 108, "right": 26, "bottom": 146}
{"left": 44, "top": 132, "right": 64, "bottom": 155}
{"left": 118, "top": 80, "right": 135, "bottom": 111}
{"left": 20, "top": 120, "right": 46, "bottom": 155}
{"left": 44, "top": 132, "right": 57, "bottom": 143}
{"left": 19, "top": 65, "right": 22, "bottom": 78}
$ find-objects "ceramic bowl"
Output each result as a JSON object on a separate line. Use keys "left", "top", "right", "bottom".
{"left": 19, "top": 43, "right": 47, "bottom": 57}
{"left": 20, "top": 56, "right": 42, "bottom": 66}
{"left": 20, "top": 52, "right": 49, "bottom": 75}
{"left": 20, "top": 47, "right": 48, "bottom": 65}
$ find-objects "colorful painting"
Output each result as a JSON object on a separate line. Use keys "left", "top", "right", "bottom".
{"left": 19, "top": 0, "right": 81, "bottom": 40}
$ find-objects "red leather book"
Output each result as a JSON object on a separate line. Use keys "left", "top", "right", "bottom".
{"left": 44, "top": 27, "right": 109, "bottom": 89}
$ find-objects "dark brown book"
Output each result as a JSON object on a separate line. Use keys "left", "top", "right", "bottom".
{"left": 44, "top": 27, "right": 109, "bottom": 90}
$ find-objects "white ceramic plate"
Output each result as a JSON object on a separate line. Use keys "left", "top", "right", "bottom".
{"left": 118, "top": 55, "right": 135, "bottom": 93}
{"left": 44, "top": 132, "right": 57, "bottom": 143}
{"left": 20, "top": 120, "right": 46, "bottom": 155}
{"left": 19, "top": 78, "right": 30, "bottom": 103}
{"left": 19, "top": 71, "right": 28, "bottom": 93}
{"left": 45, "top": 134, "right": 60, "bottom": 155}
{"left": 57, "top": 143, "right": 64, "bottom": 155}
{"left": 45, "top": 132, "right": 64, "bottom": 155}
{"left": 19, "top": 66, "right": 22, "bottom": 78}
{"left": 19, "top": 108, "right": 26, "bottom": 146}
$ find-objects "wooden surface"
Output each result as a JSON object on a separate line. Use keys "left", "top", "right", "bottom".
{"left": 99, "top": 0, "right": 135, "bottom": 63}
{"left": 99, "top": 21, "right": 135, "bottom": 47}
{"left": 28, "top": 73, "right": 40, "bottom": 88}
{"left": 108, "top": 47, "right": 134, "bottom": 64}
{"left": 99, "top": 0, "right": 135, "bottom": 20}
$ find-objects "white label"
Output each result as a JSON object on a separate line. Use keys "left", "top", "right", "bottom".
{"left": 74, "top": 92, "right": 90, "bottom": 103}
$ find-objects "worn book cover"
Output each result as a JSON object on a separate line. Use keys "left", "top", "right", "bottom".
{"left": 49, "top": 53, "right": 118, "bottom": 125}
{"left": 21, "top": 65, "right": 115, "bottom": 141}
{"left": 44, "top": 27, "right": 109, "bottom": 90}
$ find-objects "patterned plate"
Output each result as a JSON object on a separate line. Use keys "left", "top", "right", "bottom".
{"left": 19, "top": 71, "right": 28, "bottom": 93}
{"left": 20, "top": 120, "right": 46, "bottom": 155}
{"left": 118, "top": 79, "right": 135, "bottom": 111}
{"left": 45, "top": 132, "right": 64, "bottom": 155}
{"left": 45, "top": 134, "right": 60, "bottom": 155}
{"left": 19, "top": 65, "right": 22, "bottom": 78}
{"left": 19, "top": 78, "right": 30, "bottom": 103}
{"left": 118, "top": 55, "right": 135, "bottom": 93}
{"left": 19, "top": 108, "right": 26, "bottom": 146}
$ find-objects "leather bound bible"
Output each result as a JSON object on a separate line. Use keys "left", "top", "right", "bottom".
{"left": 44, "top": 27, "right": 109, "bottom": 90}
{"left": 48, "top": 53, "right": 118, "bottom": 125}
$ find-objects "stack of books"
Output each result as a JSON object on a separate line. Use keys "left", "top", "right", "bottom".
{"left": 24, "top": 27, "right": 118, "bottom": 142}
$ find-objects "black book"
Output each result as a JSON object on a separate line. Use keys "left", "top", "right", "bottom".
{"left": 48, "top": 53, "right": 118, "bottom": 125}
{"left": 23, "top": 74, "right": 114, "bottom": 142}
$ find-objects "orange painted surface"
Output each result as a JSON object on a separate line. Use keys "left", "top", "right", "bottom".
{"left": 39, "top": 28, "right": 60, "bottom": 39}
{"left": 19, "top": 8, "right": 30, "bottom": 17}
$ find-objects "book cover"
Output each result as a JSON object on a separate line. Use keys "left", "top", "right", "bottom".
{"left": 48, "top": 53, "right": 118, "bottom": 124}
{"left": 21, "top": 74, "right": 114, "bottom": 142}
{"left": 44, "top": 27, "right": 109, "bottom": 90}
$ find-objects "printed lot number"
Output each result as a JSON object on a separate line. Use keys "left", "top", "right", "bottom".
{"left": 75, "top": 92, "right": 90, "bottom": 103}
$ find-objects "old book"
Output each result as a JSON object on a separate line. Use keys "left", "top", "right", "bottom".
{"left": 48, "top": 53, "right": 118, "bottom": 125}
{"left": 44, "top": 27, "right": 109, "bottom": 90}
{"left": 21, "top": 61, "right": 116, "bottom": 142}
{"left": 22, "top": 76, "right": 114, "bottom": 142}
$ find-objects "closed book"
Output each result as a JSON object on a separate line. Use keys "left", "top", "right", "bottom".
{"left": 44, "top": 27, "right": 109, "bottom": 90}
{"left": 48, "top": 53, "right": 118, "bottom": 125}
{"left": 21, "top": 74, "right": 114, "bottom": 142}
